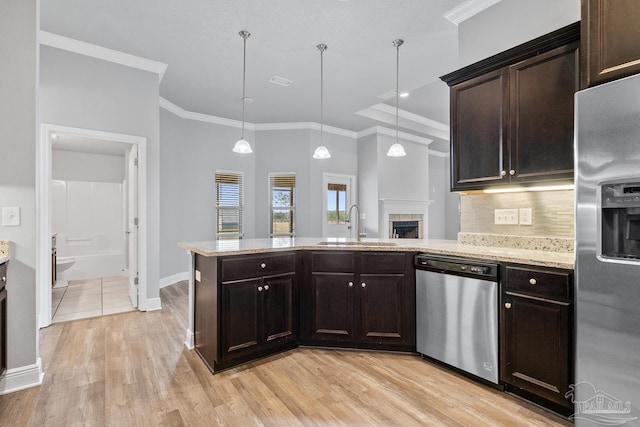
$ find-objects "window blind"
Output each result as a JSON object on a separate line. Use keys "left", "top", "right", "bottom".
{"left": 215, "top": 171, "right": 244, "bottom": 239}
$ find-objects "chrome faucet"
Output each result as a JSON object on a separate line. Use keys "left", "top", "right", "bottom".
{"left": 346, "top": 203, "right": 361, "bottom": 241}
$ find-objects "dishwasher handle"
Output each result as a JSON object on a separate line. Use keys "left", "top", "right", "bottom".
{"left": 415, "top": 254, "right": 498, "bottom": 281}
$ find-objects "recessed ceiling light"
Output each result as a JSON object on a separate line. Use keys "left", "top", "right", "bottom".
{"left": 377, "top": 89, "right": 409, "bottom": 100}
{"left": 51, "top": 133, "right": 59, "bottom": 139}
{"left": 269, "top": 76, "right": 294, "bottom": 87}
{"left": 400, "top": 92, "right": 410, "bottom": 98}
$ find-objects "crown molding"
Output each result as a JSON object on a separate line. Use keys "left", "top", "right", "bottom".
{"left": 160, "top": 97, "right": 358, "bottom": 138}
{"left": 356, "top": 103, "right": 450, "bottom": 141}
{"left": 428, "top": 149, "right": 449, "bottom": 158}
{"left": 39, "top": 30, "right": 168, "bottom": 82}
{"left": 370, "top": 103, "right": 449, "bottom": 132}
{"left": 444, "top": 0, "right": 502, "bottom": 26}
{"left": 357, "top": 126, "right": 433, "bottom": 146}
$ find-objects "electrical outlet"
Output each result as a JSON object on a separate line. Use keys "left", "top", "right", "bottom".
{"left": 519, "top": 208, "right": 532, "bottom": 225}
{"left": 494, "top": 208, "right": 518, "bottom": 225}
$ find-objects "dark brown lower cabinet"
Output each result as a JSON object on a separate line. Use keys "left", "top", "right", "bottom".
{"left": 0, "top": 263, "right": 6, "bottom": 378}
{"left": 194, "top": 253, "right": 297, "bottom": 372}
{"left": 300, "top": 251, "right": 415, "bottom": 351}
{"left": 500, "top": 264, "right": 574, "bottom": 415}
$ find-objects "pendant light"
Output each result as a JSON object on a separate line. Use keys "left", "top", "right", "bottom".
{"left": 387, "top": 38, "right": 407, "bottom": 157}
{"left": 232, "top": 30, "right": 253, "bottom": 154}
{"left": 313, "top": 43, "right": 331, "bottom": 159}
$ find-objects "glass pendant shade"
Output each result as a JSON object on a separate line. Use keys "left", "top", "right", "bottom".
{"left": 387, "top": 142, "right": 407, "bottom": 157}
{"left": 232, "top": 138, "right": 253, "bottom": 154}
{"left": 313, "top": 144, "right": 331, "bottom": 159}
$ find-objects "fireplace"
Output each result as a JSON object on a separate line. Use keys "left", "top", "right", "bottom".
{"left": 391, "top": 220, "right": 419, "bottom": 239}
{"left": 379, "top": 199, "right": 430, "bottom": 239}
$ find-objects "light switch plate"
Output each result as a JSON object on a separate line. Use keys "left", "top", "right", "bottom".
{"left": 494, "top": 208, "right": 518, "bottom": 225}
{"left": 2, "top": 207, "right": 20, "bottom": 226}
{"left": 519, "top": 208, "right": 533, "bottom": 225}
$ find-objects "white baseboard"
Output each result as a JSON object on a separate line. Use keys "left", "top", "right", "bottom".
{"left": 0, "top": 358, "right": 44, "bottom": 395}
{"left": 159, "top": 271, "right": 189, "bottom": 288}
{"left": 141, "top": 297, "right": 162, "bottom": 311}
{"left": 185, "top": 329, "right": 194, "bottom": 350}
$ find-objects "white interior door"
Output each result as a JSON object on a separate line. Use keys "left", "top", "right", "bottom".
{"left": 323, "top": 174, "right": 355, "bottom": 238}
{"left": 127, "top": 144, "right": 139, "bottom": 308}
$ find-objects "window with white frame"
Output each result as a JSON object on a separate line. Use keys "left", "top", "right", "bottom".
{"left": 215, "top": 171, "right": 244, "bottom": 239}
{"left": 269, "top": 173, "right": 296, "bottom": 237}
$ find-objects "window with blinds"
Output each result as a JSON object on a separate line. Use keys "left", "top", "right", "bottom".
{"left": 215, "top": 171, "right": 244, "bottom": 239}
{"left": 269, "top": 173, "right": 296, "bottom": 237}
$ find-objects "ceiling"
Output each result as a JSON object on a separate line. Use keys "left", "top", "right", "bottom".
{"left": 40, "top": 0, "right": 472, "bottom": 153}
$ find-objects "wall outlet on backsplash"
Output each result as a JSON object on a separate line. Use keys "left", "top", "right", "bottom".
{"left": 495, "top": 209, "right": 519, "bottom": 225}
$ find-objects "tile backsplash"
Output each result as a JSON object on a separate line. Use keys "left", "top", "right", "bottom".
{"left": 460, "top": 190, "right": 574, "bottom": 237}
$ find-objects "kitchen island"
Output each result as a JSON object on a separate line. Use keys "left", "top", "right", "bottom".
{"left": 178, "top": 236, "right": 575, "bottom": 414}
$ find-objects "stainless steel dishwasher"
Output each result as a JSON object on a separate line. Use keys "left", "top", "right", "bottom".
{"left": 415, "top": 254, "right": 499, "bottom": 384}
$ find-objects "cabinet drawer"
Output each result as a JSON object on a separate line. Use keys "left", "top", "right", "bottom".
{"left": 220, "top": 252, "right": 295, "bottom": 282}
{"left": 504, "top": 266, "right": 572, "bottom": 300}
{"left": 361, "top": 252, "right": 407, "bottom": 274}
{"left": 310, "top": 252, "right": 356, "bottom": 273}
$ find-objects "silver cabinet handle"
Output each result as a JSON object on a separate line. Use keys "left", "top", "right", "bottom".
{"left": 260, "top": 263, "right": 267, "bottom": 269}
{"left": 529, "top": 278, "right": 537, "bottom": 285}
{"left": 258, "top": 286, "right": 263, "bottom": 292}
{"left": 348, "top": 281, "right": 354, "bottom": 287}
{"left": 509, "top": 169, "right": 516, "bottom": 176}
{"left": 264, "top": 285, "right": 269, "bottom": 291}
{"left": 361, "top": 282, "right": 366, "bottom": 288}
{"left": 1, "top": 276, "right": 5, "bottom": 282}
{"left": 501, "top": 170, "right": 506, "bottom": 177}
{"left": 505, "top": 302, "right": 512, "bottom": 309}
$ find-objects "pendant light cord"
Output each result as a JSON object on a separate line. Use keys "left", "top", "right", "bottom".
{"left": 394, "top": 39, "right": 403, "bottom": 143}
{"left": 320, "top": 46, "right": 324, "bottom": 144}
{"left": 241, "top": 33, "right": 247, "bottom": 139}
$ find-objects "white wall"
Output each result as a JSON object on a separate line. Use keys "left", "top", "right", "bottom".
{"left": 0, "top": 0, "right": 38, "bottom": 377}
{"left": 39, "top": 45, "right": 161, "bottom": 306}
{"left": 52, "top": 150, "right": 125, "bottom": 183}
{"left": 357, "top": 134, "right": 379, "bottom": 237}
{"left": 428, "top": 154, "right": 446, "bottom": 239}
{"left": 458, "top": 0, "right": 580, "bottom": 67}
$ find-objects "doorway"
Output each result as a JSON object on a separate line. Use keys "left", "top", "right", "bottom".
{"left": 38, "top": 125, "right": 146, "bottom": 328}
{"left": 322, "top": 173, "right": 356, "bottom": 238}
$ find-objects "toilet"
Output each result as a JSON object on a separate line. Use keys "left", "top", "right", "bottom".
{"left": 55, "top": 256, "right": 76, "bottom": 288}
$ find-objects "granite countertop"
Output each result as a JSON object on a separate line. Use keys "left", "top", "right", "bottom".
{"left": 0, "top": 240, "right": 8, "bottom": 264}
{"left": 178, "top": 237, "right": 575, "bottom": 270}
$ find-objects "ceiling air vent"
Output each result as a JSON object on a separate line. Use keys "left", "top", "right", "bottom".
{"left": 269, "top": 76, "right": 294, "bottom": 87}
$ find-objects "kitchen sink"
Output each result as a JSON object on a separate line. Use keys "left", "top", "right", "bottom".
{"left": 316, "top": 241, "right": 398, "bottom": 247}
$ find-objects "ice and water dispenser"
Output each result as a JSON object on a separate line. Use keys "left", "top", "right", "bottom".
{"left": 601, "top": 181, "right": 640, "bottom": 260}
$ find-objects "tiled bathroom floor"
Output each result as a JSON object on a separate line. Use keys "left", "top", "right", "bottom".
{"left": 52, "top": 275, "right": 135, "bottom": 323}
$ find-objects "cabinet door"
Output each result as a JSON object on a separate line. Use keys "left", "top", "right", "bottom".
{"left": 359, "top": 274, "right": 405, "bottom": 344}
{"left": 310, "top": 272, "right": 355, "bottom": 342}
{"left": 509, "top": 43, "right": 578, "bottom": 183}
{"left": 501, "top": 293, "right": 572, "bottom": 409}
{"left": 450, "top": 68, "right": 508, "bottom": 190}
{"left": 583, "top": 0, "right": 640, "bottom": 86}
{"left": 263, "top": 273, "right": 296, "bottom": 345}
{"left": 220, "top": 278, "right": 262, "bottom": 359}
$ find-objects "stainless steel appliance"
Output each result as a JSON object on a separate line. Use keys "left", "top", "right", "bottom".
{"left": 575, "top": 73, "right": 640, "bottom": 425}
{"left": 415, "top": 254, "right": 499, "bottom": 384}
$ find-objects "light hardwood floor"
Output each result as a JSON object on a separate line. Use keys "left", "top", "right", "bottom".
{"left": 0, "top": 281, "right": 570, "bottom": 426}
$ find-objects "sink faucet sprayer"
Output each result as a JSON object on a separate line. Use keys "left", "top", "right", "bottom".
{"left": 346, "top": 203, "right": 364, "bottom": 241}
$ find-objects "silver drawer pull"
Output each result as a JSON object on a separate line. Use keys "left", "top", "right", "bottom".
{"left": 1, "top": 276, "right": 5, "bottom": 282}
{"left": 505, "top": 302, "right": 512, "bottom": 309}
{"left": 260, "top": 263, "right": 267, "bottom": 269}
{"left": 348, "top": 281, "right": 354, "bottom": 287}
{"left": 361, "top": 282, "right": 366, "bottom": 288}
{"left": 529, "top": 278, "right": 537, "bottom": 285}
{"left": 257, "top": 286, "right": 263, "bottom": 292}
{"left": 264, "top": 285, "right": 269, "bottom": 291}
{"left": 509, "top": 169, "right": 516, "bottom": 176}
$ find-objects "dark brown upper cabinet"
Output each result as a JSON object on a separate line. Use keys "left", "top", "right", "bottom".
{"left": 582, "top": 0, "right": 640, "bottom": 87}
{"left": 442, "top": 23, "right": 580, "bottom": 192}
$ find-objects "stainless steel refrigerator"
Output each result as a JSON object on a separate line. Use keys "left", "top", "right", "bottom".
{"left": 575, "top": 73, "right": 640, "bottom": 426}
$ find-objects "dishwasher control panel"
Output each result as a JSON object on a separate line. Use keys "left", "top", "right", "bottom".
{"left": 415, "top": 254, "right": 498, "bottom": 281}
